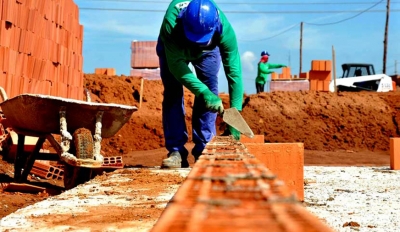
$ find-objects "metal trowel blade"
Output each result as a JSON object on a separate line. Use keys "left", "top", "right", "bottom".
{"left": 222, "top": 108, "right": 254, "bottom": 138}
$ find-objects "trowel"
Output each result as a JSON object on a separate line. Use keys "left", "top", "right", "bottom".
{"left": 222, "top": 108, "right": 254, "bottom": 138}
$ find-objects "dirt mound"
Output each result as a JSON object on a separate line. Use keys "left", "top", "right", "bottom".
{"left": 84, "top": 74, "right": 195, "bottom": 155}
{"left": 84, "top": 74, "right": 400, "bottom": 154}
{"left": 242, "top": 91, "right": 399, "bottom": 151}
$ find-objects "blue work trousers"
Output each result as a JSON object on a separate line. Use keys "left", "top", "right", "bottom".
{"left": 156, "top": 38, "right": 221, "bottom": 155}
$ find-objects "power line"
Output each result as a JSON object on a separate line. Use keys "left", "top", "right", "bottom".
{"left": 238, "top": 0, "right": 394, "bottom": 42}
{"left": 78, "top": 0, "right": 400, "bottom": 5}
{"left": 238, "top": 23, "right": 299, "bottom": 42}
{"left": 79, "top": 7, "right": 400, "bottom": 14}
{"left": 305, "top": 0, "right": 384, "bottom": 26}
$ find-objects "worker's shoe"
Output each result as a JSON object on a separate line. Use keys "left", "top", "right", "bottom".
{"left": 161, "top": 149, "right": 189, "bottom": 169}
{"left": 192, "top": 145, "right": 204, "bottom": 163}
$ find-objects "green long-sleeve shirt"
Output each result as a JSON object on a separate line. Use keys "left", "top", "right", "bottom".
{"left": 255, "top": 62, "right": 286, "bottom": 84}
{"left": 158, "top": 0, "right": 243, "bottom": 110}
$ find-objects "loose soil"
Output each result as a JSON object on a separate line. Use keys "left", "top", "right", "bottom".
{"left": 1, "top": 73, "right": 399, "bottom": 222}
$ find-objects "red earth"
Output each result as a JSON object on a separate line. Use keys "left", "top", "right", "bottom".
{"left": 1, "top": 73, "right": 399, "bottom": 219}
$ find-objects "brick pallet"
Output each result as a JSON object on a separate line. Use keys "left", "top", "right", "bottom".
{"left": 152, "top": 136, "right": 334, "bottom": 232}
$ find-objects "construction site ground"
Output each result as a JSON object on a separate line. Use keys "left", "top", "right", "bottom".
{"left": 0, "top": 74, "right": 399, "bottom": 230}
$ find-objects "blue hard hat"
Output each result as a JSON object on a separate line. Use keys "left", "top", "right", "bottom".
{"left": 182, "top": 0, "right": 219, "bottom": 44}
{"left": 261, "top": 51, "right": 270, "bottom": 56}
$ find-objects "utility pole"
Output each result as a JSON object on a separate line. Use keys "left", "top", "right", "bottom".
{"left": 300, "top": 22, "right": 303, "bottom": 75}
{"left": 395, "top": 60, "right": 398, "bottom": 74}
{"left": 288, "top": 51, "right": 291, "bottom": 67}
{"left": 383, "top": 0, "right": 390, "bottom": 74}
{"left": 332, "top": 45, "right": 337, "bottom": 93}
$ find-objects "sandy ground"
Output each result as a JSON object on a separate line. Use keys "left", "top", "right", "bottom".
{"left": 304, "top": 166, "right": 400, "bottom": 232}
{"left": 0, "top": 146, "right": 390, "bottom": 223}
{"left": 0, "top": 168, "right": 189, "bottom": 232}
{"left": 0, "top": 74, "right": 398, "bottom": 230}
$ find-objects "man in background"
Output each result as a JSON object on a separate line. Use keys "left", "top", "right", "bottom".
{"left": 255, "top": 51, "right": 286, "bottom": 93}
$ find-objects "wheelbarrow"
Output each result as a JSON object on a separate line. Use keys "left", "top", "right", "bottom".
{"left": 0, "top": 88, "right": 137, "bottom": 189}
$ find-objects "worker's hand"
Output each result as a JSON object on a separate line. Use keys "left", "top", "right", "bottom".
{"left": 200, "top": 89, "right": 224, "bottom": 114}
{"left": 229, "top": 125, "right": 241, "bottom": 141}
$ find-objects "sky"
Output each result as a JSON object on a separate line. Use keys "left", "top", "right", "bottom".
{"left": 75, "top": 0, "right": 400, "bottom": 94}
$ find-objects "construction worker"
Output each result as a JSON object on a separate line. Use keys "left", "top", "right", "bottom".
{"left": 156, "top": 0, "right": 244, "bottom": 168}
{"left": 255, "top": 51, "right": 286, "bottom": 93}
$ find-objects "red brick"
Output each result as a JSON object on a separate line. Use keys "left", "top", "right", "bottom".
{"left": 245, "top": 143, "right": 305, "bottom": 201}
{"left": 240, "top": 134, "right": 264, "bottom": 143}
{"left": 390, "top": 138, "right": 400, "bottom": 170}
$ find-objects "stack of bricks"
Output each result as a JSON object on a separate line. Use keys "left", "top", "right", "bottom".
{"left": 0, "top": 0, "right": 84, "bottom": 100}
{"left": 268, "top": 66, "right": 310, "bottom": 92}
{"left": 130, "top": 40, "right": 160, "bottom": 80}
{"left": 30, "top": 160, "right": 64, "bottom": 181}
{"left": 152, "top": 136, "right": 334, "bottom": 231}
{"left": 271, "top": 67, "right": 291, "bottom": 80}
{"left": 308, "top": 60, "right": 332, "bottom": 91}
{"left": 95, "top": 68, "right": 116, "bottom": 76}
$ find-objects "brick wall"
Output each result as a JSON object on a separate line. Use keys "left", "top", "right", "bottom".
{"left": 0, "top": 0, "right": 84, "bottom": 100}
{"left": 309, "top": 60, "right": 332, "bottom": 92}
{"left": 270, "top": 80, "right": 310, "bottom": 92}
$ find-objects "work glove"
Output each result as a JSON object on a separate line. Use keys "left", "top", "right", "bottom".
{"left": 228, "top": 125, "right": 241, "bottom": 141}
{"left": 221, "top": 125, "right": 241, "bottom": 141}
{"left": 199, "top": 89, "right": 224, "bottom": 114}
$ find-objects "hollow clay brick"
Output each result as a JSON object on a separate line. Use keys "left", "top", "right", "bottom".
{"left": 240, "top": 134, "right": 264, "bottom": 144}
{"left": 390, "top": 138, "right": 400, "bottom": 170}
{"left": 244, "top": 142, "right": 304, "bottom": 201}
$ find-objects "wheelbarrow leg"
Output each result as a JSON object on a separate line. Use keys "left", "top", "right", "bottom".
{"left": 20, "top": 136, "right": 46, "bottom": 182}
{"left": 93, "top": 111, "right": 104, "bottom": 162}
{"left": 59, "top": 109, "right": 77, "bottom": 164}
{"left": 14, "top": 134, "right": 26, "bottom": 182}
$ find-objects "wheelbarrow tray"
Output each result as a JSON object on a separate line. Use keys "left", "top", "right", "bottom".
{"left": 0, "top": 94, "right": 137, "bottom": 138}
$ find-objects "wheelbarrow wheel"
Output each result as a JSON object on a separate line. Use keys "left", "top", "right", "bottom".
{"left": 64, "top": 165, "right": 92, "bottom": 190}
{"left": 63, "top": 128, "right": 94, "bottom": 189}
{"left": 72, "top": 128, "right": 94, "bottom": 160}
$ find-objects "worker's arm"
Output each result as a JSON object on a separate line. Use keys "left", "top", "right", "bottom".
{"left": 218, "top": 15, "right": 243, "bottom": 111}
{"left": 268, "top": 63, "right": 287, "bottom": 69}
{"left": 258, "top": 63, "right": 275, "bottom": 74}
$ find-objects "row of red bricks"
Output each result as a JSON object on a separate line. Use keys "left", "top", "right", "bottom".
{"left": 0, "top": 46, "right": 83, "bottom": 84}
{"left": 311, "top": 60, "right": 332, "bottom": 72}
{"left": 1, "top": 0, "right": 81, "bottom": 34}
{"left": 152, "top": 136, "right": 334, "bottom": 231}
{"left": 0, "top": 72, "right": 84, "bottom": 99}
{"left": 0, "top": 0, "right": 83, "bottom": 100}
{"left": 0, "top": 24, "right": 83, "bottom": 66}
{"left": 309, "top": 79, "right": 330, "bottom": 92}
